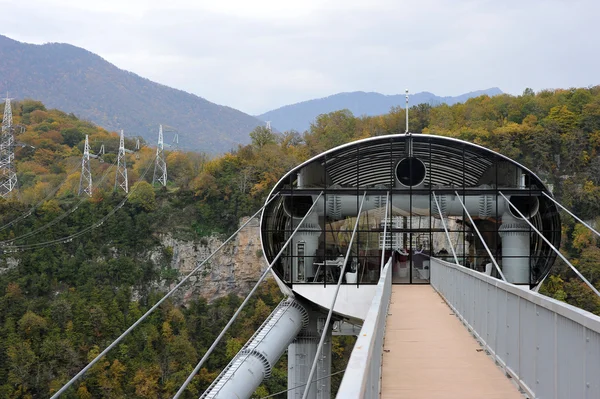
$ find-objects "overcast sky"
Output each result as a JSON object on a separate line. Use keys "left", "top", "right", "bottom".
{"left": 0, "top": 0, "right": 598, "bottom": 115}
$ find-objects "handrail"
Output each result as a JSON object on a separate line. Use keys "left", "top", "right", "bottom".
{"left": 337, "top": 257, "right": 393, "bottom": 398}
{"left": 430, "top": 257, "right": 600, "bottom": 399}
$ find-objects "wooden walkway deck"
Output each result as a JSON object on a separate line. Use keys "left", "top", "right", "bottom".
{"left": 381, "top": 285, "right": 524, "bottom": 399}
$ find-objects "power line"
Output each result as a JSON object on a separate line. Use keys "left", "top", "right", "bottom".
{"left": 0, "top": 156, "right": 119, "bottom": 246}
{"left": 0, "top": 162, "right": 81, "bottom": 233}
{"left": 1, "top": 155, "right": 155, "bottom": 252}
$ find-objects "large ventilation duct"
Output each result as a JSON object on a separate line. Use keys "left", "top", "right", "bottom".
{"left": 313, "top": 191, "right": 539, "bottom": 221}
{"left": 305, "top": 192, "right": 539, "bottom": 285}
{"left": 201, "top": 299, "right": 308, "bottom": 399}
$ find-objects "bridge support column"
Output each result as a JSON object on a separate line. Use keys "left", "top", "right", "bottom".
{"left": 499, "top": 212, "right": 531, "bottom": 284}
{"left": 288, "top": 310, "right": 331, "bottom": 399}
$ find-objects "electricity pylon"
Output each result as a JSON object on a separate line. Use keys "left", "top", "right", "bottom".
{"left": 78, "top": 135, "right": 93, "bottom": 197}
{"left": 152, "top": 125, "right": 167, "bottom": 186}
{"left": 0, "top": 97, "right": 17, "bottom": 197}
{"left": 115, "top": 130, "right": 128, "bottom": 193}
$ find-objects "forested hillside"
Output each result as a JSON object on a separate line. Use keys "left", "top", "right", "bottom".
{"left": 0, "top": 35, "right": 262, "bottom": 153}
{"left": 1, "top": 86, "right": 600, "bottom": 397}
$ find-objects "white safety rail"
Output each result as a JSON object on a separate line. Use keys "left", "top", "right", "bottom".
{"left": 336, "top": 257, "right": 392, "bottom": 399}
{"left": 430, "top": 257, "right": 600, "bottom": 399}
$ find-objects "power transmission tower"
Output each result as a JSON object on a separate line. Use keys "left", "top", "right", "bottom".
{"left": 265, "top": 121, "right": 272, "bottom": 131}
{"left": 78, "top": 135, "right": 93, "bottom": 197}
{"left": 0, "top": 97, "right": 18, "bottom": 197}
{"left": 115, "top": 129, "right": 128, "bottom": 193}
{"left": 152, "top": 125, "right": 167, "bottom": 186}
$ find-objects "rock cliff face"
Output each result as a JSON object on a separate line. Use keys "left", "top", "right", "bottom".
{"left": 156, "top": 216, "right": 269, "bottom": 303}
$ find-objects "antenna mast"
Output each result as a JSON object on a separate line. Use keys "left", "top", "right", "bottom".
{"left": 78, "top": 135, "right": 93, "bottom": 197}
{"left": 152, "top": 125, "right": 167, "bottom": 186}
{"left": 404, "top": 89, "right": 409, "bottom": 134}
{"left": 266, "top": 121, "right": 272, "bottom": 131}
{"left": 0, "top": 96, "right": 17, "bottom": 197}
{"left": 115, "top": 129, "right": 128, "bottom": 193}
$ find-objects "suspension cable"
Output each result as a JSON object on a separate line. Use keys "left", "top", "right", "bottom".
{"left": 542, "top": 191, "right": 600, "bottom": 238}
{"left": 499, "top": 192, "right": 600, "bottom": 298}
{"left": 379, "top": 192, "right": 390, "bottom": 271}
{"left": 260, "top": 370, "right": 345, "bottom": 399}
{"left": 454, "top": 191, "right": 506, "bottom": 281}
{"left": 301, "top": 191, "right": 367, "bottom": 399}
{"left": 49, "top": 193, "right": 281, "bottom": 398}
{"left": 432, "top": 192, "right": 459, "bottom": 264}
{"left": 175, "top": 192, "right": 324, "bottom": 399}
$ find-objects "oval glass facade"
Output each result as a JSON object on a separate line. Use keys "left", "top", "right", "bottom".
{"left": 260, "top": 134, "right": 560, "bottom": 288}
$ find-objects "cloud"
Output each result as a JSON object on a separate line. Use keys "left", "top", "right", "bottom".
{"left": 0, "top": 0, "right": 598, "bottom": 114}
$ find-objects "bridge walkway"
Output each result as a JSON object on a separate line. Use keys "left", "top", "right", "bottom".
{"left": 381, "top": 285, "right": 524, "bottom": 399}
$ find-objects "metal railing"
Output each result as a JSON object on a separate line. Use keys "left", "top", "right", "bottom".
{"left": 336, "top": 257, "right": 393, "bottom": 398}
{"left": 430, "top": 257, "right": 600, "bottom": 399}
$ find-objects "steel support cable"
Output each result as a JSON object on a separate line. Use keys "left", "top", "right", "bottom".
{"left": 301, "top": 192, "right": 367, "bottom": 399}
{"left": 3, "top": 156, "right": 156, "bottom": 251}
{"left": 260, "top": 370, "right": 345, "bottom": 399}
{"left": 499, "top": 192, "right": 600, "bottom": 298}
{"left": 379, "top": 192, "right": 390, "bottom": 271}
{"left": 454, "top": 191, "right": 507, "bottom": 281}
{"left": 0, "top": 157, "right": 119, "bottom": 245}
{"left": 49, "top": 192, "right": 281, "bottom": 399}
{"left": 432, "top": 191, "right": 460, "bottom": 264}
{"left": 174, "top": 192, "right": 324, "bottom": 399}
{"left": 542, "top": 191, "right": 600, "bottom": 239}
{"left": 0, "top": 163, "right": 82, "bottom": 233}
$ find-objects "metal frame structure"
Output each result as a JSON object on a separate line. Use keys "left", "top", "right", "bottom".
{"left": 260, "top": 134, "right": 561, "bottom": 293}
{"left": 152, "top": 124, "right": 167, "bottom": 186}
{"left": 0, "top": 98, "right": 17, "bottom": 197}
{"left": 78, "top": 135, "right": 93, "bottom": 197}
{"left": 115, "top": 129, "right": 128, "bottom": 193}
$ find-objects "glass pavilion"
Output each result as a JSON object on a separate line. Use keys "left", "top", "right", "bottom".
{"left": 260, "top": 134, "right": 560, "bottom": 288}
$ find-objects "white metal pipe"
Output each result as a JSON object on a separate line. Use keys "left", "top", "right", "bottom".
{"left": 432, "top": 191, "right": 460, "bottom": 265}
{"left": 202, "top": 299, "right": 307, "bottom": 399}
{"left": 454, "top": 191, "right": 507, "bottom": 281}
{"left": 175, "top": 192, "right": 324, "bottom": 399}
{"left": 315, "top": 192, "right": 516, "bottom": 220}
{"left": 498, "top": 212, "right": 530, "bottom": 284}
{"left": 499, "top": 192, "right": 600, "bottom": 298}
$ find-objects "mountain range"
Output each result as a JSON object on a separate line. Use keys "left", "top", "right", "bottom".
{"left": 0, "top": 35, "right": 262, "bottom": 153}
{"left": 257, "top": 88, "right": 503, "bottom": 132}
{"left": 0, "top": 34, "right": 503, "bottom": 152}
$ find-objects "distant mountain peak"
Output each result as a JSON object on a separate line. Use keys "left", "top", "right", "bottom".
{"left": 0, "top": 35, "right": 262, "bottom": 153}
{"left": 257, "top": 88, "right": 503, "bottom": 132}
